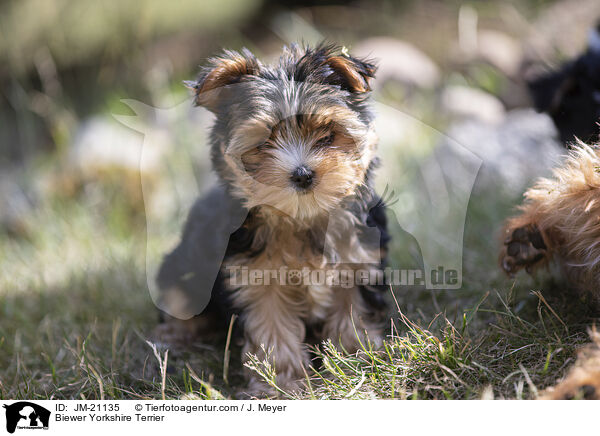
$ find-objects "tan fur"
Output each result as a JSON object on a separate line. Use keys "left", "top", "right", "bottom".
{"left": 500, "top": 143, "right": 600, "bottom": 305}
{"left": 322, "top": 286, "right": 383, "bottom": 351}
{"left": 230, "top": 107, "right": 377, "bottom": 220}
{"left": 223, "top": 97, "right": 381, "bottom": 393}
{"left": 500, "top": 144, "right": 600, "bottom": 400}
{"left": 237, "top": 281, "right": 309, "bottom": 393}
{"left": 192, "top": 54, "right": 260, "bottom": 109}
{"left": 225, "top": 208, "right": 382, "bottom": 393}
{"left": 324, "top": 56, "right": 373, "bottom": 93}
{"left": 540, "top": 329, "right": 600, "bottom": 400}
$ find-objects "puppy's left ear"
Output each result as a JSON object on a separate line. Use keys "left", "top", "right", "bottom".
{"left": 324, "top": 52, "right": 377, "bottom": 93}
{"left": 184, "top": 49, "right": 260, "bottom": 111}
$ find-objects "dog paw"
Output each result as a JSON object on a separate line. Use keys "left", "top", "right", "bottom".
{"left": 540, "top": 370, "right": 600, "bottom": 400}
{"left": 501, "top": 224, "right": 547, "bottom": 275}
{"left": 150, "top": 318, "right": 206, "bottom": 348}
{"left": 560, "top": 383, "right": 599, "bottom": 400}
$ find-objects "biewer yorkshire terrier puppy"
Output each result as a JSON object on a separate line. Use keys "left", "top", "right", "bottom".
{"left": 500, "top": 143, "right": 600, "bottom": 307}
{"left": 155, "top": 44, "right": 389, "bottom": 396}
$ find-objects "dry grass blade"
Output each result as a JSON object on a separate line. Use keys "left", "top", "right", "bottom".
{"left": 518, "top": 363, "right": 539, "bottom": 398}
{"left": 531, "top": 290, "right": 568, "bottom": 333}
{"left": 146, "top": 341, "right": 169, "bottom": 400}
{"left": 223, "top": 314, "right": 237, "bottom": 385}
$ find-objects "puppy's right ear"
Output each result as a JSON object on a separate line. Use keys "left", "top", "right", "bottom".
{"left": 184, "top": 49, "right": 260, "bottom": 112}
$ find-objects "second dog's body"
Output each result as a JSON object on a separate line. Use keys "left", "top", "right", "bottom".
{"left": 500, "top": 143, "right": 600, "bottom": 307}
{"left": 500, "top": 143, "right": 600, "bottom": 399}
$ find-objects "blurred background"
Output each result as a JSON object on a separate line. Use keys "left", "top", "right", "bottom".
{"left": 2, "top": 0, "right": 600, "bottom": 399}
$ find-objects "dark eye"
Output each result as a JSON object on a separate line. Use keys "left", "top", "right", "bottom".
{"left": 315, "top": 132, "right": 335, "bottom": 148}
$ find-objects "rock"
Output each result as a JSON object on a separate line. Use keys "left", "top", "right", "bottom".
{"left": 440, "top": 85, "right": 505, "bottom": 124}
{"left": 434, "top": 109, "right": 563, "bottom": 195}
{"left": 478, "top": 30, "right": 522, "bottom": 77}
{"left": 47, "top": 115, "right": 169, "bottom": 213}
{"left": 69, "top": 116, "right": 161, "bottom": 176}
{"left": 353, "top": 37, "right": 440, "bottom": 89}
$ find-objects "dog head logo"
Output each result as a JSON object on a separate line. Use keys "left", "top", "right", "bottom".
{"left": 3, "top": 402, "right": 50, "bottom": 434}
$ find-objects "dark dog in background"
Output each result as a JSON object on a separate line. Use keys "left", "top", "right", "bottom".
{"left": 528, "top": 22, "right": 600, "bottom": 145}
{"left": 155, "top": 44, "right": 389, "bottom": 396}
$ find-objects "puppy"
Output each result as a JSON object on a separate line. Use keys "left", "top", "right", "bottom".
{"left": 500, "top": 142, "right": 600, "bottom": 307}
{"left": 155, "top": 44, "right": 389, "bottom": 396}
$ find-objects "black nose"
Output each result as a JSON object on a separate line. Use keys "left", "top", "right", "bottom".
{"left": 290, "top": 166, "right": 315, "bottom": 189}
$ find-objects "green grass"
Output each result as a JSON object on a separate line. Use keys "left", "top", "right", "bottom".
{"left": 0, "top": 193, "right": 234, "bottom": 400}
{"left": 1, "top": 0, "right": 592, "bottom": 401}
{"left": 1, "top": 74, "right": 594, "bottom": 399}
{"left": 0, "top": 163, "right": 595, "bottom": 400}
{"left": 246, "top": 287, "right": 591, "bottom": 400}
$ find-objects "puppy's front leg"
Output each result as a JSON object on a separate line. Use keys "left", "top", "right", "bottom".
{"left": 322, "top": 286, "right": 383, "bottom": 352}
{"left": 237, "top": 285, "right": 308, "bottom": 396}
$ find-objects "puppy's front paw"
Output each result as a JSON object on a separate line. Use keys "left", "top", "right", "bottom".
{"left": 501, "top": 224, "right": 547, "bottom": 276}
{"left": 150, "top": 322, "right": 195, "bottom": 348}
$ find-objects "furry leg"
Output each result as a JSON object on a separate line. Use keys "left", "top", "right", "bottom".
{"left": 500, "top": 144, "right": 600, "bottom": 302}
{"left": 321, "top": 286, "right": 383, "bottom": 351}
{"left": 235, "top": 285, "right": 308, "bottom": 396}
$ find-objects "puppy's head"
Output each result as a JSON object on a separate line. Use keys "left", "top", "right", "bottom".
{"left": 186, "top": 44, "right": 378, "bottom": 220}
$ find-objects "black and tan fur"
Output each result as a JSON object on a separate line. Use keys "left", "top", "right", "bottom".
{"left": 155, "top": 44, "right": 389, "bottom": 396}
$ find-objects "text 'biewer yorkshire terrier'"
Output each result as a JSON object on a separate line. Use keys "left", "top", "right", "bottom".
{"left": 155, "top": 44, "right": 390, "bottom": 396}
